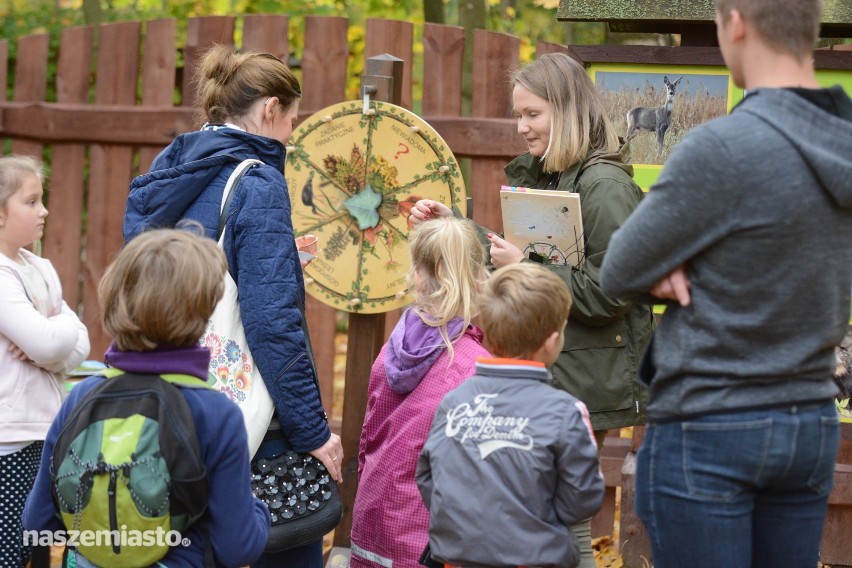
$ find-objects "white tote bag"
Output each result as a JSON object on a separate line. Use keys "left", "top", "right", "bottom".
{"left": 200, "top": 159, "right": 274, "bottom": 458}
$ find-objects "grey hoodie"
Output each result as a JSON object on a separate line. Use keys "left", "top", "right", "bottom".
{"left": 600, "top": 86, "right": 852, "bottom": 421}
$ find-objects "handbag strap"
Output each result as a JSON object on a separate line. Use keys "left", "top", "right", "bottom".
{"left": 215, "top": 158, "right": 263, "bottom": 243}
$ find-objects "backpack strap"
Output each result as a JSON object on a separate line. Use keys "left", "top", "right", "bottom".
{"left": 160, "top": 374, "right": 213, "bottom": 390}
{"left": 215, "top": 159, "right": 263, "bottom": 243}
{"left": 97, "top": 368, "right": 212, "bottom": 390}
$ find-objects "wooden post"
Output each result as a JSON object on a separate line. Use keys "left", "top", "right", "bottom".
{"left": 333, "top": 54, "right": 404, "bottom": 548}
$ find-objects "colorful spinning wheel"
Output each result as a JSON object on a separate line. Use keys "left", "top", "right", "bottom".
{"left": 286, "top": 100, "right": 466, "bottom": 313}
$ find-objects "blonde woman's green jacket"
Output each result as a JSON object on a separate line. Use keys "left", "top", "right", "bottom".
{"left": 502, "top": 150, "right": 654, "bottom": 431}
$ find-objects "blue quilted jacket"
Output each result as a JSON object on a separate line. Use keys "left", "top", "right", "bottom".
{"left": 124, "top": 127, "right": 330, "bottom": 453}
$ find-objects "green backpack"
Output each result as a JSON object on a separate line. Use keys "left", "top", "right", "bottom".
{"left": 51, "top": 369, "right": 210, "bottom": 567}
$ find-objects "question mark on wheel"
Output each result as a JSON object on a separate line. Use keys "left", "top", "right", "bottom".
{"left": 394, "top": 143, "right": 410, "bottom": 160}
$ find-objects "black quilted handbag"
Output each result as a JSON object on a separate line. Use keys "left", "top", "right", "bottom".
{"left": 251, "top": 449, "right": 342, "bottom": 552}
{"left": 251, "top": 293, "right": 342, "bottom": 552}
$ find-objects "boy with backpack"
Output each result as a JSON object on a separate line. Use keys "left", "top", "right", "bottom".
{"left": 416, "top": 263, "right": 604, "bottom": 568}
{"left": 23, "top": 228, "right": 270, "bottom": 567}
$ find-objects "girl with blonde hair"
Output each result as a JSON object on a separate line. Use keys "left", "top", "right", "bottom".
{"left": 0, "top": 155, "right": 89, "bottom": 567}
{"left": 350, "top": 217, "right": 490, "bottom": 568}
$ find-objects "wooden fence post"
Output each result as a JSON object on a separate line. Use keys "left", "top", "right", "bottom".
{"left": 300, "top": 15, "right": 351, "bottom": 424}
{"left": 469, "top": 29, "right": 518, "bottom": 233}
{"left": 11, "top": 33, "right": 48, "bottom": 159}
{"left": 41, "top": 25, "right": 93, "bottom": 310}
{"left": 82, "top": 21, "right": 141, "bottom": 358}
{"left": 332, "top": 54, "right": 405, "bottom": 549}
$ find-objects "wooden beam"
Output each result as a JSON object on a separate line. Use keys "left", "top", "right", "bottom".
{"left": 0, "top": 103, "right": 527, "bottom": 157}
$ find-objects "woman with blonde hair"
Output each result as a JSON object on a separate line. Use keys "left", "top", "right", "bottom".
{"left": 409, "top": 52, "right": 654, "bottom": 567}
{"left": 124, "top": 45, "right": 340, "bottom": 567}
{"left": 350, "top": 217, "right": 490, "bottom": 568}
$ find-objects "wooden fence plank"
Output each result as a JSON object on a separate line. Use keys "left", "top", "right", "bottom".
{"left": 301, "top": 16, "right": 349, "bottom": 111}
{"left": 84, "top": 21, "right": 141, "bottom": 358}
{"left": 241, "top": 13, "right": 344, "bottom": 425}
{"left": 364, "top": 18, "right": 414, "bottom": 110}
{"left": 422, "top": 23, "right": 465, "bottom": 116}
{"left": 470, "top": 29, "right": 519, "bottom": 233}
{"left": 242, "top": 14, "right": 289, "bottom": 62}
{"left": 0, "top": 103, "right": 523, "bottom": 158}
{"left": 0, "top": 102, "right": 193, "bottom": 144}
{"left": 139, "top": 19, "right": 178, "bottom": 174}
{"left": 297, "top": 15, "right": 350, "bottom": 421}
{"left": 536, "top": 40, "right": 571, "bottom": 57}
{"left": 181, "top": 16, "right": 236, "bottom": 107}
{"left": 42, "top": 25, "right": 94, "bottom": 310}
{"left": 12, "top": 33, "right": 49, "bottom": 158}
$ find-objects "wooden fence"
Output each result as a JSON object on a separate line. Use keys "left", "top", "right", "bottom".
{"left": 0, "top": 15, "right": 532, "bottom": 419}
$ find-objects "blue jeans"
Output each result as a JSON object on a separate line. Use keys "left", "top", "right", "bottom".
{"left": 635, "top": 402, "right": 839, "bottom": 568}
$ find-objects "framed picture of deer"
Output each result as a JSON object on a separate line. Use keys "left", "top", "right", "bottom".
{"left": 589, "top": 64, "right": 743, "bottom": 186}
{"left": 545, "top": 44, "right": 852, "bottom": 189}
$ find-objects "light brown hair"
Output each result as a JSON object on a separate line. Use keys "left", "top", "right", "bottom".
{"left": 479, "top": 263, "right": 572, "bottom": 359}
{"left": 99, "top": 228, "right": 227, "bottom": 351}
{"left": 0, "top": 155, "right": 44, "bottom": 211}
{"left": 196, "top": 44, "right": 301, "bottom": 125}
{"left": 715, "top": 0, "right": 821, "bottom": 60}
{"left": 511, "top": 53, "right": 620, "bottom": 173}
{"left": 408, "top": 217, "right": 488, "bottom": 359}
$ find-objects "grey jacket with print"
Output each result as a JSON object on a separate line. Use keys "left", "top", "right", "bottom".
{"left": 416, "top": 359, "right": 604, "bottom": 568}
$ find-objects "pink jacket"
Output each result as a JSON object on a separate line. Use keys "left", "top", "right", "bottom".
{"left": 0, "top": 249, "right": 89, "bottom": 443}
{"left": 351, "top": 311, "right": 489, "bottom": 568}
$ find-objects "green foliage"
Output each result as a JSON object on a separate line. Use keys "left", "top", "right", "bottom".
{"left": 2, "top": 0, "right": 604, "bottom": 110}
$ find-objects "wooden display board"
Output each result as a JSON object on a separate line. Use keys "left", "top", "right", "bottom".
{"left": 286, "top": 100, "right": 466, "bottom": 313}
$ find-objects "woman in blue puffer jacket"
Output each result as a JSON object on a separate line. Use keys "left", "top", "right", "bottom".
{"left": 123, "top": 44, "right": 342, "bottom": 568}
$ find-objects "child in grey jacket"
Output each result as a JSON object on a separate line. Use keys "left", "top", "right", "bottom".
{"left": 416, "top": 263, "right": 604, "bottom": 568}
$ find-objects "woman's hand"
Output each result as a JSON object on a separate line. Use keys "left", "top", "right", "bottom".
{"left": 308, "top": 433, "right": 344, "bottom": 483}
{"left": 408, "top": 199, "right": 452, "bottom": 227}
{"left": 650, "top": 265, "right": 691, "bottom": 306}
{"left": 487, "top": 233, "right": 524, "bottom": 268}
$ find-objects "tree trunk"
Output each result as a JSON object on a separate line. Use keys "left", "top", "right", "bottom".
{"left": 424, "top": 0, "right": 444, "bottom": 23}
{"left": 458, "top": 0, "right": 486, "bottom": 116}
{"left": 83, "top": 0, "right": 102, "bottom": 26}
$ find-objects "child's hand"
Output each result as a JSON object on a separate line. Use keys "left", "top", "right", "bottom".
{"left": 487, "top": 233, "right": 524, "bottom": 268}
{"left": 295, "top": 234, "right": 319, "bottom": 269}
{"left": 409, "top": 200, "right": 452, "bottom": 227}
{"left": 8, "top": 342, "right": 30, "bottom": 362}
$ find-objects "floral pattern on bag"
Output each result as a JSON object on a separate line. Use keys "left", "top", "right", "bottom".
{"left": 201, "top": 320, "right": 254, "bottom": 403}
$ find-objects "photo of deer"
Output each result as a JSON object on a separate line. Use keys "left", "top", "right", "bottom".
{"left": 593, "top": 69, "right": 732, "bottom": 166}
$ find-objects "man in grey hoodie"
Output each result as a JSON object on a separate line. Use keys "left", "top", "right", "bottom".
{"left": 599, "top": 1, "right": 852, "bottom": 567}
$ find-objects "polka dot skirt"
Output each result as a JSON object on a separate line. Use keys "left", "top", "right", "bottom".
{"left": 0, "top": 441, "right": 44, "bottom": 568}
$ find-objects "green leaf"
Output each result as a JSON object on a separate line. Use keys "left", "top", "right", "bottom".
{"left": 343, "top": 185, "right": 382, "bottom": 230}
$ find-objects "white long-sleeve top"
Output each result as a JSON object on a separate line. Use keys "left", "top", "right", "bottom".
{"left": 0, "top": 248, "right": 89, "bottom": 444}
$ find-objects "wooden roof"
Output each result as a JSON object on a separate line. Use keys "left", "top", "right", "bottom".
{"left": 557, "top": 0, "right": 852, "bottom": 38}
